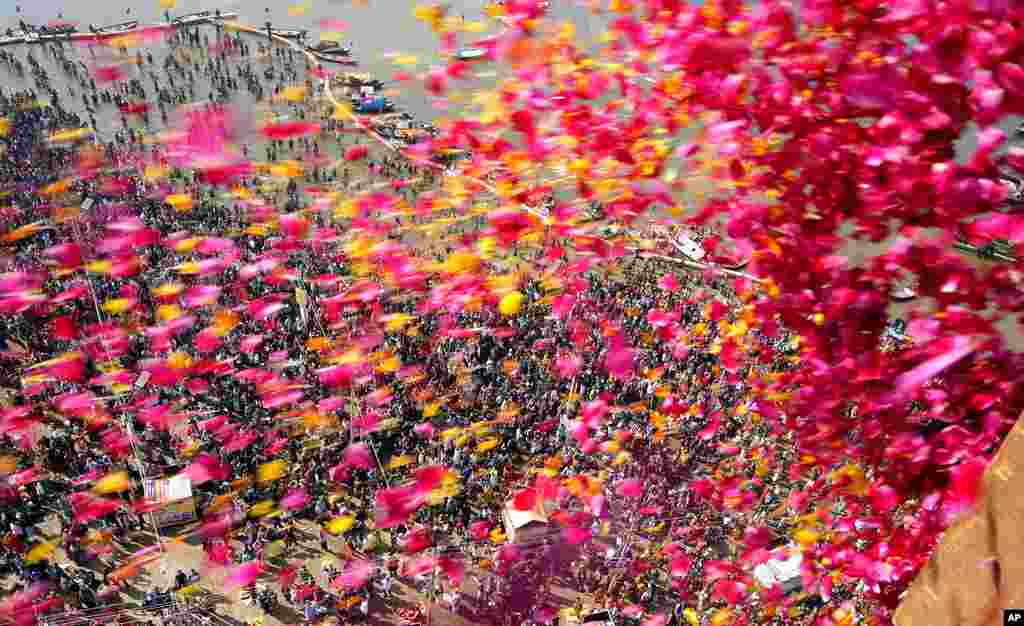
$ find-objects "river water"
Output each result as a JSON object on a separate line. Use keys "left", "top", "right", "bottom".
{"left": 1, "top": 0, "right": 610, "bottom": 124}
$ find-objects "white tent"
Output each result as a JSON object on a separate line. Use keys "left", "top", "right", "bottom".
{"left": 753, "top": 547, "right": 803, "bottom": 595}
{"left": 502, "top": 500, "right": 550, "bottom": 544}
{"left": 144, "top": 474, "right": 196, "bottom": 527}
{"left": 673, "top": 231, "right": 705, "bottom": 260}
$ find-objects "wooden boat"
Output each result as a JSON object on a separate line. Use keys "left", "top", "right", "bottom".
{"left": 0, "top": 32, "right": 27, "bottom": 46}
{"left": 953, "top": 240, "right": 1017, "bottom": 263}
{"left": 490, "top": 0, "right": 550, "bottom": 6}
{"left": 91, "top": 20, "right": 138, "bottom": 36}
{"left": 351, "top": 97, "right": 395, "bottom": 114}
{"left": 174, "top": 11, "right": 213, "bottom": 25}
{"left": 38, "top": 25, "right": 79, "bottom": 41}
{"left": 310, "top": 50, "right": 358, "bottom": 66}
{"left": 271, "top": 28, "right": 307, "bottom": 39}
{"left": 334, "top": 73, "right": 380, "bottom": 88}
{"left": 310, "top": 41, "right": 351, "bottom": 55}
{"left": 173, "top": 10, "right": 238, "bottom": 26}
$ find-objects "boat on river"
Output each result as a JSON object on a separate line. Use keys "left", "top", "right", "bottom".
{"left": 308, "top": 41, "right": 352, "bottom": 56}
{"left": 89, "top": 20, "right": 139, "bottom": 36}
{"left": 454, "top": 47, "right": 487, "bottom": 61}
{"left": 173, "top": 10, "right": 239, "bottom": 26}
{"left": 271, "top": 28, "right": 307, "bottom": 39}
{"left": 38, "top": 25, "right": 79, "bottom": 41}
{"left": 0, "top": 31, "right": 27, "bottom": 46}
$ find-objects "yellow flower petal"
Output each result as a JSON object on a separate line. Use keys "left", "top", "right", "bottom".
{"left": 476, "top": 437, "right": 499, "bottom": 453}
{"left": 167, "top": 352, "right": 193, "bottom": 370}
{"left": 498, "top": 291, "right": 524, "bottom": 316}
{"left": 94, "top": 470, "right": 131, "bottom": 494}
{"left": 386, "top": 454, "right": 414, "bottom": 469}
{"left": 166, "top": 194, "right": 194, "bottom": 211}
{"left": 280, "top": 86, "right": 307, "bottom": 102}
{"left": 157, "top": 304, "right": 183, "bottom": 322}
{"left": 152, "top": 282, "right": 184, "bottom": 297}
{"left": 102, "top": 298, "right": 135, "bottom": 315}
{"left": 26, "top": 541, "right": 56, "bottom": 564}
{"left": 325, "top": 515, "right": 355, "bottom": 535}
{"left": 248, "top": 500, "right": 276, "bottom": 518}
{"left": 258, "top": 460, "right": 288, "bottom": 483}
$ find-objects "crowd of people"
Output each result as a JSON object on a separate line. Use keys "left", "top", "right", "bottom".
{"left": 0, "top": 13, "right": 881, "bottom": 626}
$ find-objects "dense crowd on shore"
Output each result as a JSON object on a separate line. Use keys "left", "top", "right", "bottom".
{"left": 0, "top": 87, "right": 820, "bottom": 626}
{"left": 0, "top": 7, "right": 938, "bottom": 626}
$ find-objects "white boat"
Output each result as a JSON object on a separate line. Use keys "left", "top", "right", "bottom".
{"left": 454, "top": 47, "right": 487, "bottom": 61}
{"left": 92, "top": 20, "right": 138, "bottom": 36}
{"left": 174, "top": 13, "right": 212, "bottom": 25}
{"left": 173, "top": 10, "right": 238, "bottom": 26}
{"left": 0, "top": 33, "right": 26, "bottom": 46}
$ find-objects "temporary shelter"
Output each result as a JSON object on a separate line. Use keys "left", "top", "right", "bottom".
{"left": 502, "top": 499, "right": 551, "bottom": 544}
{"left": 144, "top": 473, "right": 196, "bottom": 527}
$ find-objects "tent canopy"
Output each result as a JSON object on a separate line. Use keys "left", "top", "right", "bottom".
{"left": 502, "top": 500, "right": 550, "bottom": 543}
{"left": 753, "top": 547, "right": 803, "bottom": 593}
{"left": 503, "top": 500, "right": 548, "bottom": 529}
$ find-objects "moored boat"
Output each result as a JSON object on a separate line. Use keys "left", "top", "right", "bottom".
{"left": 351, "top": 96, "right": 395, "bottom": 114}
{"left": 173, "top": 10, "right": 238, "bottom": 26}
{"left": 38, "top": 25, "right": 79, "bottom": 41}
{"left": 333, "top": 73, "right": 382, "bottom": 89}
{"left": 0, "top": 31, "right": 27, "bottom": 46}
{"left": 309, "top": 40, "right": 351, "bottom": 54}
{"left": 90, "top": 20, "right": 138, "bottom": 36}
{"left": 454, "top": 47, "right": 487, "bottom": 61}
{"left": 271, "top": 28, "right": 307, "bottom": 39}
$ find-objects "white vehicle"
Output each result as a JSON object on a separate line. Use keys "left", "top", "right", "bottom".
{"left": 673, "top": 230, "right": 705, "bottom": 261}
{"left": 753, "top": 547, "right": 803, "bottom": 595}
